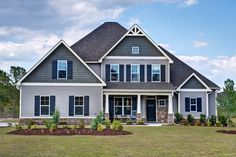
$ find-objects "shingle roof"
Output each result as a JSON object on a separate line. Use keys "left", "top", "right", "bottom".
{"left": 158, "top": 45, "right": 220, "bottom": 89}
{"left": 71, "top": 22, "right": 127, "bottom": 61}
{"left": 104, "top": 82, "right": 175, "bottom": 90}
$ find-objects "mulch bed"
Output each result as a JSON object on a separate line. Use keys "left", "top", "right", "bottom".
{"left": 216, "top": 130, "right": 236, "bottom": 135}
{"left": 8, "top": 128, "right": 132, "bottom": 136}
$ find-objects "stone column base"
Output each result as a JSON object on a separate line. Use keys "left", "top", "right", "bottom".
{"left": 168, "top": 113, "right": 174, "bottom": 124}
{"left": 136, "top": 113, "right": 142, "bottom": 121}
{"left": 104, "top": 113, "right": 109, "bottom": 120}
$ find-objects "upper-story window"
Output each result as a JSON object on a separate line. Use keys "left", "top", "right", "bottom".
{"left": 132, "top": 46, "right": 139, "bottom": 54}
{"left": 152, "top": 64, "right": 160, "bottom": 82}
{"left": 110, "top": 64, "right": 119, "bottom": 82}
{"left": 131, "top": 64, "right": 140, "bottom": 82}
{"left": 57, "top": 60, "right": 67, "bottom": 79}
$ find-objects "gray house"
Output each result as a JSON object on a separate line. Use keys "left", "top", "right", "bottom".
{"left": 17, "top": 22, "right": 220, "bottom": 123}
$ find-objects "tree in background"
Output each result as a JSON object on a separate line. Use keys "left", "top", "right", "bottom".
{"left": 10, "top": 66, "right": 26, "bottom": 84}
{"left": 217, "top": 79, "right": 236, "bottom": 126}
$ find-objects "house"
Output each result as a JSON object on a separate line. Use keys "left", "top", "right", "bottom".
{"left": 17, "top": 22, "right": 220, "bottom": 123}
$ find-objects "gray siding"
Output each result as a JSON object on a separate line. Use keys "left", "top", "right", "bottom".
{"left": 21, "top": 86, "right": 102, "bottom": 117}
{"left": 23, "top": 44, "right": 100, "bottom": 83}
{"left": 108, "top": 36, "right": 164, "bottom": 56}
{"left": 180, "top": 91, "right": 206, "bottom": 118}
{"left": 208, "top": 90, "right": 217, "bottom": 116}
{"left": 87, "top": 63, "right": 101, "bottom": 77}
{"left": 102, "top": 59, "right": 169, "bottom": 83}
{"left": 181, "top": 76, "right": 206, "bottom": 89}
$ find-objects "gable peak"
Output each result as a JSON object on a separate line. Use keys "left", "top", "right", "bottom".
{"left": 127, "top": 24, "right": 145, "bottom": 36}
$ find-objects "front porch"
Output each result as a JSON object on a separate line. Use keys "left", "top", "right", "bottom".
{"left": 103, "top": 92, "right": 174, "bottom": 123}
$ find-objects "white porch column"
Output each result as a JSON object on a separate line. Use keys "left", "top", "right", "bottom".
{"left": 168, "top": 94, "right": 174, "bottom": 123}
{"left": 137, "top": 94, "right": 142, "bottom": 120}
{"left": 105, "top": 94, "right": 109, "bottom": 119}
{"left": 206, "top": 92, "right": 209, "bottom": 118}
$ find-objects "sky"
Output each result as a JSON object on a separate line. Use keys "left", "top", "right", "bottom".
{"left": 0, "top": 0, "right": 235, "bottom": 88}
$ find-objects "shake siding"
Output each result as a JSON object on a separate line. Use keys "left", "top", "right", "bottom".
{"left": 181, "top": 76, "right": 206, "bottom": 89}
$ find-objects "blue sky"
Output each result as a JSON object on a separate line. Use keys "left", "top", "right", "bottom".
{"left": 0, "top": 0, "right": 235, "bottom": 88}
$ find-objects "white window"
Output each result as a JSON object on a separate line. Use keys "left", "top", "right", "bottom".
{"left": 158, "top": 99, "right": 166, "bottom": 107}
{"left": 74, "top": 96, "right": 84, "bottom": 115}
{"left": 131, "top": 64, "right": 140, "bottom": 82}
{"left": 190, "top": 98, "right": 197, "bottom": 112}
{"left": 132, "top": 46, "right": 139, "bottom": 54}
{"left": 40, "top": 96, "right": 50, "bottom": 115}
{"left": 152, "top": 64, "right": 160, "bottom": 82}
{"left": 110, "top": 64, "right": 119, "bottom": 82}
{"left": 114, "top": 97, "right": 132, "bottom": 116}
{"left": 57, "top": 60, "right": 67, "bottom": 79}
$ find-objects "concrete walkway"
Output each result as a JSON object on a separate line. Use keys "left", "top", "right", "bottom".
{"left": 0, "top": 122, "right": 9, "bottom": 127}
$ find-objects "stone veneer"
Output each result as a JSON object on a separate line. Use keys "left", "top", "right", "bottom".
{"left": 156, "top": 96, "right": 168, "bottom": 123}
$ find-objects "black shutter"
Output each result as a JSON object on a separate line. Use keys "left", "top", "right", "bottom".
{"left": 161, "top": 65, "right": 166, "bottom": 82}
{"left": 109, "top": 96, "right": 114, "bottom": 119}
{"left": 50, "top": 96, "right": 55, "bottom": 115}
{"left": 105, "top": 64, "right": 110, "bottom": 81}
{"left": 119, "top": 64, "right": 124, "bottom": 82}
{"left": 69, "top": 96, "right": 74, "bottom": 116}
{"left": 34, "top": 96, "right": 40, "bottom": 116}
{"left": 132, "top": 96, "right": 137, "bottom": 118}
{"left": 52, "top": 60, "right": 57, "bottom": 79}
{"left": 67, "top": 61, "right": 73, "bottom": 79}
{"left": 197, "top": 98, "right": 202, "bottom": 112}
{"left": 126, "top": 64, "right": 131, "bottom": 82}
{"left": 140, "top": 65, "right": 145, "bottom": 82}
{"left": 147, "top": 64, "right": 151, "bottom": 82}
{"left": 84, "top": 96, "right": 89, "bottom": 116}
{"left": 185, "top": 97, "right": 190, "bottom": 112}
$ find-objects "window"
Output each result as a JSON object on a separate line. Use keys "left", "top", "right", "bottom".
{"left": 40, "top": 96, "right": 49, "bottom": 115}
{"left": 152, "top": 64, "right": 160, "bottom": 82}
{"left": 114, "top": 97, "right": 132, "bottom": 116}
{"left": 57, "top": 60, "right": 67, "bottom": 79}
{"left": 110, "top": 64, "right": 119, "bottom": 82}
{"left": 75, "top": 96, "right": 84, "bottom": 115}
{"left": 158, "top": 99, "right": 166, "bottom": 107}
{"left": 132, "top": 46, "right": 139, "bottom": 54}
{"left": 131, "top": 64, "right": 140, "bottom": 82}
{"left": 190, "top": 98, "right": 197, "bottom": 112}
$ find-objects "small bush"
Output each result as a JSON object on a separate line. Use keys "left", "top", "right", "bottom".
{"left": 200, "top": 114, "right": 206, "bottom": 124}
{"left": 187, "top": 114, "right": 194, "bottom": 125}
{"left": 104, "top": 119, "right": 111, "bottom": 129}
{"left": 137, "top": 120, "right": 145, "bottom": 125}
{"left": 97, "top": 124, "right": 103, "bottom": 132}
{"left": 15, "top": 123, "right": 22, "bottom": 130}
{"left": 209, "top": 115, "right": 217, "bottom": 126}
{"left": 45, "top": 119, "right": 53, "bottom": 129}
{"left": 216, "top": 121, "right": 221, "bottom": 127}
{"left": 90, "top": 112, "right": 105, "bottom": 130}
{"left": 218, "top": 115, "right": 227, "bottom": 127}
{"left": 180, "top": 118, "right": 188, "bottom": 126}
{"left": 52, "top": 110, "right": 60, "bottom": 127}
{"left": 78, "top": 119, "right": 85, "bottom": 129}
{"left": 112, "top": 120, "right": 123, "bottom": 131}
{"left": 50, "top": 123, "right": 57, "bottom": 132}
{"left": 126, "top": 119, "right": 133, "bottom": 125}
{"left": 195, "top": 120, "right": 201, "bottom": 126}
{"left": 90, "top": 119, "right": 98, "bottom": 130}
{"left": 27, "top": 120, "right": 36, "bottom": 129}
{"left": 174, "top": 113, "right": 184, "bottom": 124}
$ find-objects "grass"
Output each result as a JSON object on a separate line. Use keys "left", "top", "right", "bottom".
{"left": 1, "top": 126, "right": 236, "bottom": 157}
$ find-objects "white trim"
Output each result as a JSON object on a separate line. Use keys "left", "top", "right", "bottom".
{"left": 20, "top": 116, "right": 97, "bottom": 119}
{"left": 215, "top": 90, "right": 218, "bottom": 117}
{"left": 131, "top": 64, "right": 140, "bottom": 82}
{"left": 104, "top": 92, "right": 172, "bottom": 96}
{"left": 178, "top": 92, "right": 180, "bottom": 113}
{"left": 114, "top": 97, "right": 132, "bottom": 116}
{"left": 110, "top": 64, "right": 119, "bottom": 82}
{"left": 17, "top": 40, "right": 106, "bottom": 86}
{"left": 105, "top": 94, "right": 109, "bottom": 113}
{"left": 74, "top": 96, "right": 84, "bottom": 116}
{"left": 206, "top": 92, "right": 209, "bottom": 117}
{"left": 57, "top": 60, "right": 67, "bottom": 79}
{"left": 132, "top": 46, "right": 140, "bottom": 54}
{"left": 85, "top": 61, "right": 99, "bottom": 63}
{"left": 103, "top": 89, "right": 174, "bottom": 92}
{"left": 151, "top": 64, "right": 161, "bottom": 82}
{"left": 19, "top": 86, "right": 22, "bottom": 118}
{"left": 176, "top": 73, "right": 211, "bottom": 91}
{"left": 98, "top": 24, "right": 173, "bottom": 63}
{"left": 21, "top": 83, "right": 104, "bottom": 86}
{"left": 178, "top": 89, "right": 210, "bottom": 92}
{"left": 137, "top": 94, "right": 141, "bottom": 113}
{"left": 104, "top": 56, "right": 167, "bottom": 60}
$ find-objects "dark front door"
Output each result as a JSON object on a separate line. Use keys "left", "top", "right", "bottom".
{"left": 146, "top": 99, "right": 156, "bottom": 121}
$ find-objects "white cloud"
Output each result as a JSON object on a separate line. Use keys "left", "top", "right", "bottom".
{"left": 193, "top": 40, "right": 208, "bottom": 48}
{"left": 182, "top": 0, "right": 198, "bottom": 6}
{"left": 127, "top": 17, "right": 140, "bottom": 27}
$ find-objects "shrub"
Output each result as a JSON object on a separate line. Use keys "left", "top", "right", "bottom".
{"left": 112, "top": 120, "right": 123, "bottom": 131}
{"left": 180, "top": 118, "right": 188, "bottom": 126}
{"left": 27, "top": 120, "right": 36, "bottom": 129}
{"left": 50, "top": 123, "right": 57, "bottom": 132}
{"left": 15, "top": 123, "right": 22, "bottom": 130}
{"left": 137, "top": 120, "right": 145, "bottom": 125}
{"left": 45, "top": 119, "right": 53, "bottom": 129}
{"left": 209, "top": 115, "right": 217, "bottom": 126}
{"left": 218, "top": 115, "right": 227, "bottom": 127}
{"left": 52, "top": 110, "right": 60, "bottom": 127}
{"left": 90, "top": 112, "right": 104, "bottom": 130}
{"left": 187, "top": 114, "right": 194, "bottom": 125}
{"left": 97, "top": 124, "right": 103, "bottom": 132}
{"left": 72, "top": 125, "right": 77, "bottom": 129}
{"left": 216, "top": 121, "right": 221, "bottom": 127}
{"left": 90, "top": 119, "right": 98, "bottom": 130}
{"left": 104, "top": 119, "right": 111, "bottom": 129}
{"left": 78, "top": 119, "right": 85, "bottom": 129}
{"left": 126, "top": 119, "right": 133, "bottom": 125}
{"left": 174, "top": 113, "right": 184, "bottom": 124}
{"left": 200, "top": 114, "right": 206, "bottom": 124}
{"left": 195, "top": 120, "right": 201, "bottom": 126}
{"left": 207, "top": 121, "right": 211, "bottom": 127}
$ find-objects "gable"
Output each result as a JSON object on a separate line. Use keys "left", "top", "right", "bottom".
{"left": 107, "top": 36, "right": 164, "bottom": 57}
{"left": 23, "top": 43, "right": 101, "bottom": 83}
{"left": 181, "top": 75, "right": 206, "bottom": 89}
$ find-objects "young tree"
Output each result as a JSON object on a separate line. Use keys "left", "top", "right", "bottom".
{"left": 217, "top": 79, "right": 236, "bottom": 126}
{"left": 10, "top": 66, "right": 26, "bottom": 84}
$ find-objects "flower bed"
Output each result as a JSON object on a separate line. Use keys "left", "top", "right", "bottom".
{"left": 8, "top": 128, "right": 132, "bottom": 136}
{"left": 216, "top": 130, "right": 236, "bottom": 135}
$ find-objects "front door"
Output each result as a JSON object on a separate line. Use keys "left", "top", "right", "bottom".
{"left": 146, "top": 99, "right": 156, "bottom": 121}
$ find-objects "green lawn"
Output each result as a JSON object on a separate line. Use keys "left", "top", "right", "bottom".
{"left": 1, "top": 126, "right": 236, "bottom": 157}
